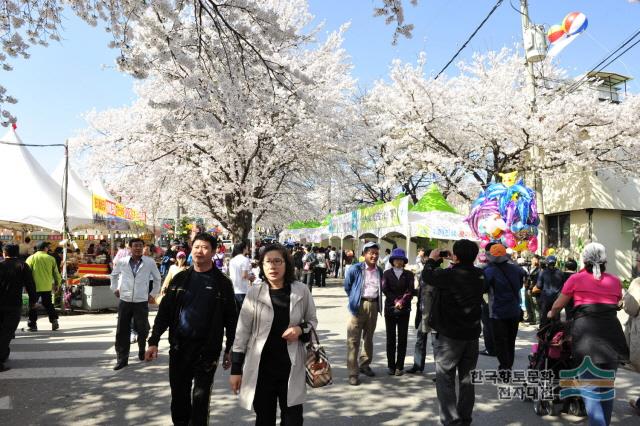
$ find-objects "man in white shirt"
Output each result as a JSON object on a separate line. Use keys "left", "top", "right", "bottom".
{"left": 110, "top": 238, "right": 161, "bottom": 370}
{"left": 228, "top": 242, "right": 254, "bottom": 312}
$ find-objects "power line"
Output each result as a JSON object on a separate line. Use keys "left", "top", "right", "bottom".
{"left": 0, "top": 141, "right": 65, "bottom": 147}
{"left": 434, "top": 0, "right": 504, "bottom": 80}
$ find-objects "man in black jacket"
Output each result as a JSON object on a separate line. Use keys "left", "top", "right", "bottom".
{"left": 145, "top": 233, "right": 236, "bottom": 426}
{"left": 422, "top": 239, "right": 484, "bottom": 426}
{"left": 0, "top": 244, "right": 36, "bottom": 372}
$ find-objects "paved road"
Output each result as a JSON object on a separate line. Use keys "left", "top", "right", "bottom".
{"left": 1, "top": 279, "right": 639, "bottom": 425}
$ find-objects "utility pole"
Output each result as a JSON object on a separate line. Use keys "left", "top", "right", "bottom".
{"left": 520, "top": 0, "right": 537, "bottom": 111}
{"left": 520, "top": 0, "right": 546, "bottom": 255}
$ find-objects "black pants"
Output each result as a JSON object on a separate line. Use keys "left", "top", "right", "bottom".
{"left": 169, "top": 343, "right": 217, "bottom": 426}
{"left": 28, "top": 291, "right": 58, "bottom": 326}
{"left": 539, "top": 297, "right": 559, "bottom": 329}
{"left": 234, "top": 294, "right": 246, "bottom": 316}
{"left": 115, "top": 300, "right": 149, "bottom": 359}
{"left": 253, "top": 370, "right": 303, "bottom": 426}
{"left": 385, "top": 313, "right": 410, "bottom": 370}
{"left": 0, "top": 307, "right": 21, "bottom": 363}
{"left": 480, "top": 300, "right": 495, "bottom": 355}
{"left": 491, "top": 318, "right": 519, "bottom": 371}
{"left": 313, "top": 267, "right": 326, "bottom": 287}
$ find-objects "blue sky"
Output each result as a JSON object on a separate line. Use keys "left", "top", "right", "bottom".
{"left": 4, "top": 0, "right": 640, "bottom": 172}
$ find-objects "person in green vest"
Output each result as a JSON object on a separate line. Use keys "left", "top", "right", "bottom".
{"left": 25, "top": 241, "right": 61, "bottom": 331}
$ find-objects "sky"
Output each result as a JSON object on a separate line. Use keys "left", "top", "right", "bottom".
{"left": 3, "top": 0, "right": 640, "bottom": 173}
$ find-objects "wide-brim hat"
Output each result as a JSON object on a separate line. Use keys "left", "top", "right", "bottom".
{"left": 389, "top": 248, "right": 408, "bottom": 264}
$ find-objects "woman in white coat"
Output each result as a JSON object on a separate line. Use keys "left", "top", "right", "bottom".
{"left": 230, "top": 244, "right": 318, "bottom": 425}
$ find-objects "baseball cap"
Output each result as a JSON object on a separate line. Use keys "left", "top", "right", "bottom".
{"left": 489, "top": 244, "right": 507, "bottom": 257}
{"left": 546, "top": 255, "right": 557, "bottom": 265}
{"left": 176, "top": 251, "right": 186, "bottom": 258}
{"left": 362, "top": 241, "right": 379, "bottom": 254}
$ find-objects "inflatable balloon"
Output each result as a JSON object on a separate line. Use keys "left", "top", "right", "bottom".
{"left": 465, "top": 172, "right": 539, "bottom": 253}
{"left": 528, "top": 236, "right": 538, "bottom": 253}
{"left": 547, "top": 24, "right": 566, "bottom": 44}
{"left": 562, "top": 12, "right": 588, "bottom": 36}
{"left": 546, "top": 12, "right": 588, "bottom": 61}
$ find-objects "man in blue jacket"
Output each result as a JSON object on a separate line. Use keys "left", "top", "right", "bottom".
{"left": 344, "top": 241, "right": 383, "bottom": 386}
{"left": 483, "top": 243, "right": 526, "bottom": 372}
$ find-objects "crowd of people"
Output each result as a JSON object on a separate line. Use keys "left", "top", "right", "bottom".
{"left": 2, "top": 234, "right": 640, "bottom": 425}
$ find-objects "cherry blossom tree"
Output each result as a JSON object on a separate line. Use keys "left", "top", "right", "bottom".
{"left": 362, "top": 48, "right": 640, "bottom": 202}
{"left": 72, "top": 8, "right": 354, "bottom": 241}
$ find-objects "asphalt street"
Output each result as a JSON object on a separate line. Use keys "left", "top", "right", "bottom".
{"left": 1, "top": 278, "right": 639, "bottom": 425}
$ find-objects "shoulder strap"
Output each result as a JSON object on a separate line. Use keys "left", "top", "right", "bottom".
{"left": 494, "top": 264, "right": 520, "bottom": 302}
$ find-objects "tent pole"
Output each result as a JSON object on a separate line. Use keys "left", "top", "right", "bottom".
{"left": 61, "top": 139, "right": 69, "bottom": 311}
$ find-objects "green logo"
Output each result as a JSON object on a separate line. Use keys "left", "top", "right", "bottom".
{"left": 559, "top": 356, "right": 615, "bottom": 401}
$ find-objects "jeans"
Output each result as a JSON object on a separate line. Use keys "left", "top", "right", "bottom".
{"left": 385, "top": 313, "right": 410, "bottom": 370}
{"left": 432, "top": 333, "right": 479, "bottom": 425}
{"left": 28, "top": 291, "right": 58, "bottom": 326}
{"left": 304, "top": 271, "right": 314, "bottom": 293}
{"left": 0, "top": 307, "right": 22, "bottom": 363}
{"left": 253, "top": 368, "right": 303, "bottom": 425}
{"left": 579, "top": 363, "right": 617, "bottom": 426}
{"left": 115, "top": 300, "right": 149, "bottom": 359}
{"left": 491, "top": 318, "right": 519, "bottom": 371}
{"left": 411, "top": 329, "right": 429, "bottom": 371}
{"left": 234, "top": 294, "right": 246, "bottom": 315}
{"left": 169, "top": 343, "right": 217, "bottom": 426}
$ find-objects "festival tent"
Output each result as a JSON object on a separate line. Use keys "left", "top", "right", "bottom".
{"left": 90, "top": 178, "right": 115, "bottom": 201}
{"left": 0, "top": 129, "right": 92, "bottom": 231}
{"left": 51, "top": 159, "right": 93, "bottom": 221}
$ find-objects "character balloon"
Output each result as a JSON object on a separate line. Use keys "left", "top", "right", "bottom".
{"left": 465, "top": 172, "right": 539, "bottom": 253}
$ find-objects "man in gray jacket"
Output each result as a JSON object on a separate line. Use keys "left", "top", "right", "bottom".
{"left": 111, "top": 238, "right": 161, "bottom": 370}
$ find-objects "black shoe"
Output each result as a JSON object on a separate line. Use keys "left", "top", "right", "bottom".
{"left": 26, "top": 323, "right": 37, "bottom": 332}
{"left": 348, "top": 376, "right": 361, "bottom": 386}
{"left": 113, "top": 359, "right": 128, "bottom": 371}
{"left": 0, "top": 363, "right": 9, "bottom": 373}
{"left": 51, "top": 320, "right": 59, "bottom": 331}
{"left": 138, "top": 350, "right": 145, "bottom": 361}
{"left": 387, "top": 368, "right": 395, "bottom": 375}
{"left": 406, "top": 366, "right": 423, "bottom": 374}
{"left": 359, "top": 366, "right": 375, "bottom": 377}
{"left": 479, "top": 349, "right": 495, "bottom": 356}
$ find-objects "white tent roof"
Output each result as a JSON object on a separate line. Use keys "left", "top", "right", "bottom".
{"left": 51, "top": 159, "right": 94, "bottom": 220}
{"left": 90, "top": 178, "right": 115, "bottom": 201}
{"left": 0, "top": 129, "right": 92, "bottom": 231}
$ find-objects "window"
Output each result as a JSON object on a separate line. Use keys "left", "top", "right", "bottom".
{"left": 546, "top": 213, "right": 570, "bottom": 249}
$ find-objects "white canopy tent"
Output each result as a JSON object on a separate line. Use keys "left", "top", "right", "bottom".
{"left": 0, "top": 129, "right": 92, "bottom": 232}
{"left": 51, "top": 159, "right": 93, "bottom": 221}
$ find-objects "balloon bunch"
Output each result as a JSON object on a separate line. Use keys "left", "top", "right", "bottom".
{"left": 465, "top": 172, "right": 540, "bottom": 252}
{"left": 547, "top": 12, "right": 588, "bottom": 60}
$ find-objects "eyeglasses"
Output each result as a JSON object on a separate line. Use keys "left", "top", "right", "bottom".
{"left": 263, "top": 259, "right": 284, "bottom": 266}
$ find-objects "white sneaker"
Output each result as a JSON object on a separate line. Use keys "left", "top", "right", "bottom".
{"left": 130, "top": 332, "right": 138, "bottom": 344}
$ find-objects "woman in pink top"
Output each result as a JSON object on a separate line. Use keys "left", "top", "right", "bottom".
{"left": 548, "top": 243, "right": 629, "bottom": 426}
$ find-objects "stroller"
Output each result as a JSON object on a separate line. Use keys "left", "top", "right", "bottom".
{"left": 526, "top": 320, "right": 586, "bottom": 417}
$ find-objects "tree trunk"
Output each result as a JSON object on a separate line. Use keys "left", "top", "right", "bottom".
{"left": 225, "top": 210, "right": 252, "bottom": 243}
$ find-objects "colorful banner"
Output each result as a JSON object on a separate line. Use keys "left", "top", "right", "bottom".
{"left": 410, "top": 211, "right": 477, "bottom": 241}
{"left": 359, "top": 196, "right": 410, "bottom": 231}
{"left": 92, "top": 195, "right": 147, "bottom": 229}
{"left": 328, "top": 211, "right": 359, "bottom": 235}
